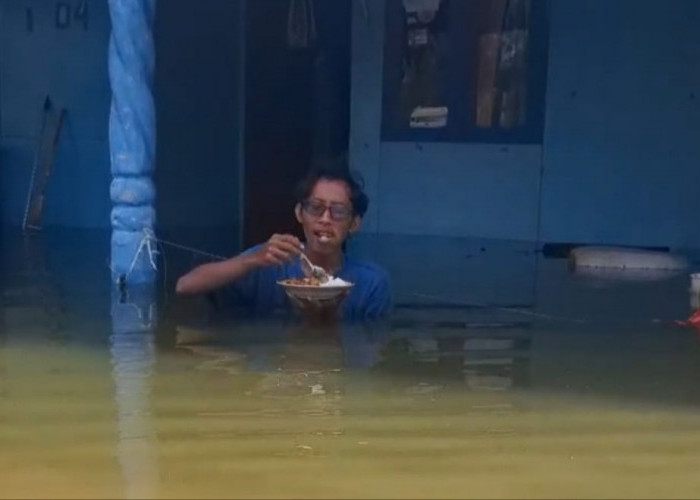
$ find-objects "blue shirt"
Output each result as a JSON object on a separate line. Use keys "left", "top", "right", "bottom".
{"left": 229, "top": 245, "right": 392, "bottom": 322}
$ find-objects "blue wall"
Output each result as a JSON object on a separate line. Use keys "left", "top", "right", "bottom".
{"left": 350, "top": 0, "right": 700, "bottom": 251}
{"left": 4, "top": 0, "right": 699, "bottom": 254}
{"left": 350, "top": 0, "right": 541, "bottom": 242}
{"left": 540, "top": 0, "right": 700, "bottom": 250}
{"left": 0, "top": 0, "right": 244, "bottom": 237}
{"left": 0, "top": 0, "right": 111, "bottom": 227}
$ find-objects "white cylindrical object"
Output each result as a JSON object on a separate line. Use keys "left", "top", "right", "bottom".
{"left": 690, "top": 273, "right": 700, "bottom": 293}
{"left": 690, "top": 273, "right": 700, "bottom": 310}
{"left": 570, "top": 246, "right": 688, "bottom": 271}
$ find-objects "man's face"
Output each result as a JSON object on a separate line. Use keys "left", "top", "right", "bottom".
{"left": 295, "top": 179, "right": 360, "bottom": 255}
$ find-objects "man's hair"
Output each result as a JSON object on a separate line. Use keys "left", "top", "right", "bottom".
{"left": 294, "top": 157, "right": 369, "bottom": 217}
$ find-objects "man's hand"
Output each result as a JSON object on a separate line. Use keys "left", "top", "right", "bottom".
{"left": 251, "top": 234, "right": 303, "bottom": 267}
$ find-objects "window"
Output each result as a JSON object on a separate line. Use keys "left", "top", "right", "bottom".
{"left": 381, "top": 0, "right": 549, "bottom": 143}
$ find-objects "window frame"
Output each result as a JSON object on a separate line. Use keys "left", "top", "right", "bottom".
{"left": 380, "top": 0, "right": 551, "bottom": 145}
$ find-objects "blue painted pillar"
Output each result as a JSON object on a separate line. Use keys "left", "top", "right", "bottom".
{"left": 109, "top": 0, "right": 157, "bottom": 285}
{"left": 108, "top": 4, "right": 159, "bottom": 491}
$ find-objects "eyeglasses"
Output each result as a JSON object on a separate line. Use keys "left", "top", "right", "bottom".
{"left": 301, "top": 199, "right": 353, "bottom": 221}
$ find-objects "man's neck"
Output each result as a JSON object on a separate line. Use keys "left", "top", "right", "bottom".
{"left": 308, "top": 250, "right": 343, "bottom": 275}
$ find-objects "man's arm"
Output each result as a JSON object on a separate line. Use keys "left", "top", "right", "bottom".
{"left": 175, "top": 252, "right": 260, "bottom": 295}
{"left": 175, "top": 234, "right": 302, "bottom": 295}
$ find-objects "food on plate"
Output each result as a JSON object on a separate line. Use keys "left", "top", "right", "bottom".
{"left": 280, "top": 276, "right": 352, "bottom": 287}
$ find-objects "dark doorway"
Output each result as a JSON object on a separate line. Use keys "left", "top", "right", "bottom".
{"left": 243, "top": 0, "right": 352, "bottom": 248}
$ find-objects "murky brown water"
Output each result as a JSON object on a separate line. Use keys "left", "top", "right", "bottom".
{"left": 3, "top": 324, "right": 700, "bottom": 499}
{"left": 3, "top": 230, "right": 700, "bottom": 498}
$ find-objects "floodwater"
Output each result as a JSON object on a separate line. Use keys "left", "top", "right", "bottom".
{"left": 2, "top": 229, "right": 700, "bottom": 499}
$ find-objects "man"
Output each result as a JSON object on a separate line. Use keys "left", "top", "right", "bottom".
{"left": 175, "top": 164, "right": 392, "bottom": 322}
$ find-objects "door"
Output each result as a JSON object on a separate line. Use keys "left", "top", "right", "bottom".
{"left": 242, "top": 0, "right": 351, "bottom": 248}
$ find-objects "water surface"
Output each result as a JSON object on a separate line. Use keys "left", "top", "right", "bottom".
{"left": 2, "top": 229, "right": 700, "bottom": 499}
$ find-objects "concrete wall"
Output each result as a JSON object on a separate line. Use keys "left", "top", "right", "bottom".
{"left": 350, "top": 0, "right": 700, "bottom": 251}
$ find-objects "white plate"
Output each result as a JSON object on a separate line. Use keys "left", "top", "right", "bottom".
{"left": 277, "top": 280, "right": 354, "bottom": 301}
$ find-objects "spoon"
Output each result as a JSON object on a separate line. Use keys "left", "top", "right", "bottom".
{"left": 299, "top": 244, "right": 330, "bottom": 283}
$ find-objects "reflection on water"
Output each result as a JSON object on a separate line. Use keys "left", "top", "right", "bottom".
{"left": 111, "top": 284, "right": 159, "bottom": 499}
{"left": 2, "top": 229, "right": 700, "bottom": 499}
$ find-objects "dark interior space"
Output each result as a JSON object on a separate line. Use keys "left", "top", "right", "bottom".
{"left": 243, "top": 0, "right": 352, "bottom": 247}
{"left": 154, "top": 0, "right": 242, "bottom": 245}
